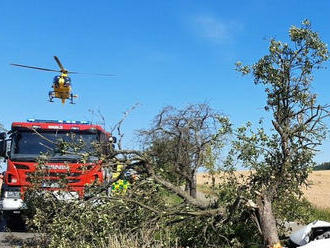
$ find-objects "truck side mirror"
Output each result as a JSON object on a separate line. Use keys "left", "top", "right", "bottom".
{"left": 0, "top": 132, "right": 6, "bottom": 157}
{"left": 109, "top": 136, "right": 117, "bottom": 143}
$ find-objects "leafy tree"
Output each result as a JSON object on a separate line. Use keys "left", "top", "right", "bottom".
{"left": 235, "top": 20, "right": 329, "bottom": 247}
{"left": 139, "top": 104, "right": 230, "bottom": 198}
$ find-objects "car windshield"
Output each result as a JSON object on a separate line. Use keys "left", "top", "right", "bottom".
{"left": 10, "top": 130, "right": 99, "bottom": 161}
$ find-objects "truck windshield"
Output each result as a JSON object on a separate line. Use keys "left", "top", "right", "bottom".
{"left": 10, "top": 130, "right": 99, "bottom": 161}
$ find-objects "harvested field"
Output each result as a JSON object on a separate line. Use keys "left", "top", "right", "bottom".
{"left": 197, "top": 170, "right": 330, "bottom": 209}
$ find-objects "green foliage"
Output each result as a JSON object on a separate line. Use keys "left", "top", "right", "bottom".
{"left": 234, "top": 20, "right": 329, "bottom": 196}
{"left": 147, "top": 137, "right": 185, "bottom": 185}
{"left": 24, "top": 174, "right": 262, "bottom": 248}
{"left": 169, "top": 176, "right": 262, "bottom": 248}
{"left": 25, "top": 153, "right": 267, "bottom": 248}
{"left": 234, "top": 19, "right": 329, "bottom": 245}
{"left": 24, "top": 179, "right": 175, "bottom": 247}
{"left": 309, "top": 207, "right": 330, "bottom": 222}
{"left": 273, "top": 196, "right": 315, "bottom": 240}
{"left": 141, "top": 104, "right": 232, "bottom": 197}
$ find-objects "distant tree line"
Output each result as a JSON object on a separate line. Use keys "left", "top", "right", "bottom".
{"left": 314, "top": 162, "right": 330, "bottom": 171}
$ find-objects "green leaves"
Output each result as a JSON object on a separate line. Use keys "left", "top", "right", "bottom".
{"left": 235, "top": 61, "right": 251, "bottom": 75}
{"left": 233, "top": 20, "right": 329, "bottom": 245}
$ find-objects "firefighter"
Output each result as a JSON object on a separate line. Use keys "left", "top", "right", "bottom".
{"left": 111, "top": 164, "right": 129, "bottom": 194}
{"left": 111, "top": 165, "right": 138, "bottom": 194}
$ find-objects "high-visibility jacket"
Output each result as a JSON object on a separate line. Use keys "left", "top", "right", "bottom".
{"left": 111, "top": 164, "right": 130, "bottom": 194}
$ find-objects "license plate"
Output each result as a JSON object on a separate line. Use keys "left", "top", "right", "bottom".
{"left": 42, "top": 182, "right": 60, "bottom": 188}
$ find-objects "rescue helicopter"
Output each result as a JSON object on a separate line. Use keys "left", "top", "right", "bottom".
{"left": 10, "top": 56, "right": 114, "bottom": 104}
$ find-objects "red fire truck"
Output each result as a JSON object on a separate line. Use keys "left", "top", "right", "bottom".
{"left": 0, "top": 119, "right": 113, "bottom": 215}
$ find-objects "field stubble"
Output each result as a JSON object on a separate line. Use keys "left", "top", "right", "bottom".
{"left": 197, "top": 170, "right": 330, "bottom": 209}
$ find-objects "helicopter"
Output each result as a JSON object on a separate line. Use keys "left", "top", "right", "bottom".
{"left": 11, "top": 56, "right": 114, "bottom": 104}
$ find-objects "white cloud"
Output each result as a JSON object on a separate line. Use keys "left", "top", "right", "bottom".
{"left": 194, "top": 16, "right": 241, "bottom": 43}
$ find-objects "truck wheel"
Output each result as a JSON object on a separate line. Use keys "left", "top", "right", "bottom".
{"left": 3, "top": 212, "right": 26, "bottom": 232}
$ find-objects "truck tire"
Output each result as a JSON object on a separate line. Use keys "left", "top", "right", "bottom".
{"left": 3, "top": 212, "right": 26, "bottom": 232}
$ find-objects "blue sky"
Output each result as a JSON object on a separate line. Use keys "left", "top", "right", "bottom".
{"left": 0, "top": 0, "right": 329, "bottom": 163}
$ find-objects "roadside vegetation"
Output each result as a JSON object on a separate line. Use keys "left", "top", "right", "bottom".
{"left": 2, "top": 20, "right": 329, "bottom": 248}
{"left": 310, "top": 207, "right": 330, "bottom": 222}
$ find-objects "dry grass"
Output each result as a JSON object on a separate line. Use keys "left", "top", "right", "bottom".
{"left": 302, "top": 170, "right": 330, "bottom": 209}
{"left": 197, "top": 170, "right": 330, "bottom": 209}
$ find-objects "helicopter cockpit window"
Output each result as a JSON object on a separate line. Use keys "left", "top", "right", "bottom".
{"left": 64, "top": 77, "right": 71, "bottom": 86}
{"left": 53, "top": 76, "right": 60, "bottom": 82}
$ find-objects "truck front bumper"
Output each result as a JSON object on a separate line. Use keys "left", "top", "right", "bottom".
{"left": 0, "top": 198, "right": 24, "bottom": 211}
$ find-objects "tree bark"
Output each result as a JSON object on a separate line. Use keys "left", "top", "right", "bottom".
{"left": 257, "top": 195, "right": 280, "bottom": 247}
{"left": 184, "top": 173, "right": 198, "bottom": 198}
{"left": 184, "top": 180, "right": 190, "bottom": 195}
{"left": 190, "top": 173, "right": 197, "bottom": 198}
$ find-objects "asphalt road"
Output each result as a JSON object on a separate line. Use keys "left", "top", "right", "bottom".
{"left": 0, "top": 213, "right": 39, "bottom": 247}
{"left": 0, "top": 232, "right": 37, "bottom": 248}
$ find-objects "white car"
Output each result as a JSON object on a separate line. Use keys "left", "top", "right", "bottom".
{"left": 289, "top": 220, "right": 330, "bottom": 247}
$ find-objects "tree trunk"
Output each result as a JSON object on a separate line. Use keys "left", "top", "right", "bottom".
{"left": 184, "top": 180, "right": 190, "bottom": 195}
{"left": 257, "top": 195, "right": 280, "bottom": 247}
{"left": 211, "top": 175, "right": 215, "bottom": 188}
{"left": 189, "top": 173, "right": 197, "bottom": 198}
{"left": 190, "top": 180, "right": 197, "bottom": 198}
{"left": 184, "top": 173, "right": 197, "bottom": 198}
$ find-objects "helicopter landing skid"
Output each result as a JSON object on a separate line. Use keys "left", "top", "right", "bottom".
{"left": 70, "top": 94, "right": 78, "bottom": 104}
{"left": 70, "top": 93, "right": 75, "bottom": 104}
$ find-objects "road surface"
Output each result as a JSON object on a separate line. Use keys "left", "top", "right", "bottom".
{"left": 0, "top": 232, "right": 37, "bottom": 248}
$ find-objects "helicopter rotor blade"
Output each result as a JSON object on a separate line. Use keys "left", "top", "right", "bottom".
{"left": 12, "top": 58, "right": 115, "bottom": 77}
{"left": 68, "top": 71, "right": 116, "bottom": 77}
{"left": 53, "top": 56, "right": 66, "bottom": 72}
{"left": 10, "top": 63, "right": 60, "bottom": 73}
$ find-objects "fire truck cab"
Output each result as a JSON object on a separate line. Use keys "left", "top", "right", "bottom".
{"left": 0, "top": 119, "right": 113, "bottom": 214}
